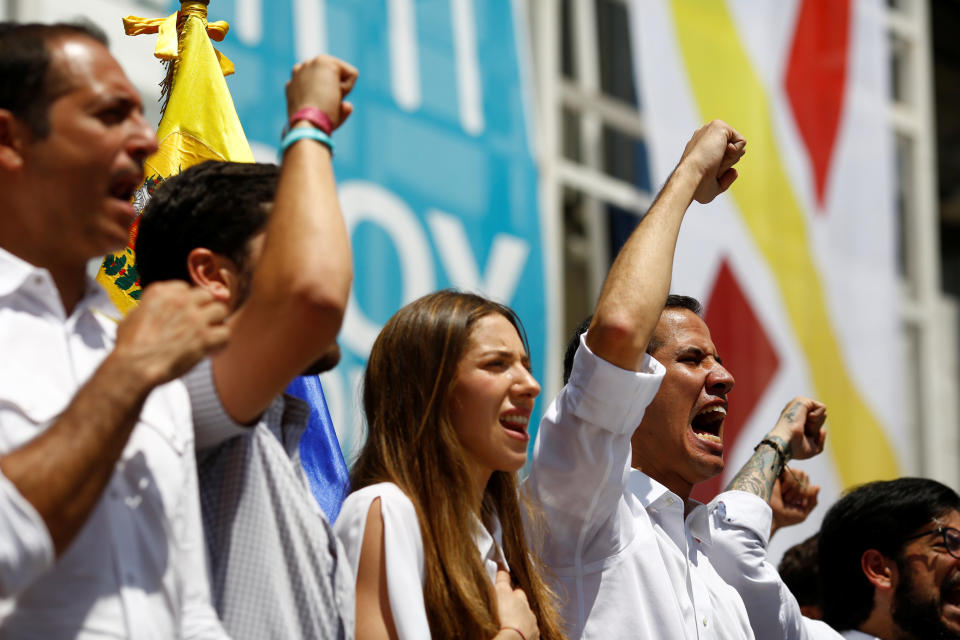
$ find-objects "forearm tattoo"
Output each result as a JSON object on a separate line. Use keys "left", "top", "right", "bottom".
{"left": 725, "top": 434, "right": 790, "bottom": 501}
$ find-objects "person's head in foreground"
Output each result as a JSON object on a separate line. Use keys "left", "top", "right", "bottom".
{"left": 819, "top": 477, "right": 960, "bottom": 639}
{"left": 352, "top": 290, "right": 565, "bottom": 639}
{"left": 778, "top": 533, "right": 823, "bottom": 620}
{"left": 136, "top": 160, "right": 340, "bottom": 374}
{"left": 563, "top": 294, "right": 735, "bottom": 499}
{"left": 136, "top": 160, "right": 275, "bottom": 309}
{"left": 0, "top": 21, "right": 156, "bottom": 296}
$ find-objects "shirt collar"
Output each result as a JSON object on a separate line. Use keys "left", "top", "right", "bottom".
{"left": 275, "top": 393, "right": 310, "bottom": 457}
{"left": 627, "top": 468, "right": 676, "bottom": 508}
{"left": 84, "top": 281, "right": 121, "bottom": 324}
{"left": 685, "top": 501, "right": 712, "bottom": 545}
{"left": 0, "top": 246, "right": 43, "bottom": 299}
{"left": 0, "top": 247, "right": 118, "bottom": 322}
{"left": 474, "top": 512, "right": 508, "bottom": 582}
{"left": 626, "top": 468, "right": 712, "bottom": 544}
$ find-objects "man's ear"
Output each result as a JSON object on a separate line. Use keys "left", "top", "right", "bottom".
{"left": 861, "top": 549, "right": 897, "bottom": 590}
{"left": 0, "top": 110, "right": 27, "bottom": 171}
{"left": 185, "top": 247, "right": 240, "bottom": 306}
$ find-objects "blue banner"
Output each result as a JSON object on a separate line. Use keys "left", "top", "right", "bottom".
{"left": 153, "top": 0, "right": 547, "bottom": 461}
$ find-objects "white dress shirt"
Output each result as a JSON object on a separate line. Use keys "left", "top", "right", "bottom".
{"left": 334, "top": 481, "right": 508, "bottom": 640}
{"left": 0, "top": 247, "right": 226, "bottom": 638}
{"left": 526, "top": 335, "right": 753, "bottom": 639}
{"left": 0, "top": 462, "right": 52, "bottom": 601}
{"left": 707, "top": 491, "right": 845, "bottom": 640}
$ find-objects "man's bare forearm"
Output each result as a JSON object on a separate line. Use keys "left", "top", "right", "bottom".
{"left": 586, "top": 165, "right": 701, "bottom": 370}
{"left": 586, "top": 121, "right": 745, "bottom": 371}
{"left": 1, "top": 283, "right": 228, "bottom": 556}
{"left": 727, "top": 397, "right": 826, "bottom": 503}
{"left": 725, "top": 434, "right": 790, "bottom": 502}
{"left": 0, "top": 351, "right": 153, "bottom": 554}
{"left": 213, "top": 56, "right": 357, "bottom": 424}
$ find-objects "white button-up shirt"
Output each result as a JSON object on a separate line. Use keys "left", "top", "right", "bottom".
{"left": 0, "top": 247, "right": 226, "bottom": 638}
{"left": 335, "top": 481, "right": 508, "bottom": 639}
{"left": 630, "top": 474, "right": 755, "bottom": 638}
{"left": 708, "top": 491, "right": 846, "bottom": 640}
{"left": 526, "top": 336, "right": 753, "bottom": 639}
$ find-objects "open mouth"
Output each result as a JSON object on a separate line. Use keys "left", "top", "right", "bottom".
{"left": 691, "top": 405, "right": 726, "bottom": 444}
{"left": 500, "top": 413, "right": 529, "bottom": 438}
{"left": 108, "top": 173, "right": 142, "bottom": 204}
{"left": 942, "top": 580, "right": 960, "bottom": 612}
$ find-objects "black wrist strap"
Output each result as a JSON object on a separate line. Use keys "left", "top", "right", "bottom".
{"left": 755, "top": 438, "right": 788, "bottom": 476}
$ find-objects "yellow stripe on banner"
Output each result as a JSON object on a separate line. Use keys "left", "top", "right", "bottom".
{"left": 668, "top": 0, "right": 898, "bottom": 487}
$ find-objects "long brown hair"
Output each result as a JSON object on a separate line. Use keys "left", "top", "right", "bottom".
{"left": 352, "top": 290, "right": 566, "bottom": 640}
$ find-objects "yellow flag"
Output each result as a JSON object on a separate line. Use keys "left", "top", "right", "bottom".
{"left": 97, "top": 0, "right": 254, "bottom": 313}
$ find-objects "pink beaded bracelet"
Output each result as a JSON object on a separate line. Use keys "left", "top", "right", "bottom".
{"left": 286, "top": 106, "right": 333, "bottom": 135}
{"left": 501, "top": 627, "right": 526, "bottom": 640}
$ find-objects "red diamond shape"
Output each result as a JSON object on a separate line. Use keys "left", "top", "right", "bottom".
{"left": 784, "top": 0, "right": 851, "bottom": 210}
{"left": 691, "top": 259, "right": 780, "bottom": 503}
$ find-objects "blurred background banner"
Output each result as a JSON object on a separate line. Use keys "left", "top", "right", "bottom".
{"left": 11, "top": 0, "right": 547, "bottom": 467}
{"left": 154, "top": 0, "right": 547, "bottom": 461}
{"left": 12, "top": 0, "right": 958, "bottom": 547}
{"left": 630, "top": 0, "right": 905, "bottom": 546}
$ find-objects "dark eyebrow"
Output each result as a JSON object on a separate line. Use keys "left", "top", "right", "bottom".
{"left": 89, "top": 94, "right": 143, "bottom": 114}
{"left": 112, "top": 95, "right": 143, "bottom": 112}
{"left": 676, "top": 345, "right": 722, "bottom": 365}
{"left": 479, "top": 348, "right": 514, "bottom": 358}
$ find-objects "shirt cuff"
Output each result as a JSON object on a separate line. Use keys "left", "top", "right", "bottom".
{"left": 564, "top": 334, "right": 666, "bottom": 435}
{"left": 182, "top": 358, "right": 250, "bottom": 450}
{"left": 712, "top": 490, "right": 773, "bottom": 547}
{"left": 0, "top": 470, "right": 54, "bottom": 597}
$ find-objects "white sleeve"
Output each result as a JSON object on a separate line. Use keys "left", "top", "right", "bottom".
{"left": 708, "top": 491, "right": 843, "bottom": 640}
{"left": 335, "top": 484, "right": 431, "bottom": 640}
{"left": 0, "top": 469, "right": 54, "bottom": 599}
{"left": 525, "top": 335, "right": 664, "bottom": 568}
{"left": 174, "top": 429, "right": 230, "bottom": 639}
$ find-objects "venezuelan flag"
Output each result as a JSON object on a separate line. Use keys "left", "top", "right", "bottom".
{"left": 97, "top": 0, "right": 348, "bottom": 519}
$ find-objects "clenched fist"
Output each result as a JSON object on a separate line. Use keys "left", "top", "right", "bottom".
{"left": 286, "top": 55, "right": 358, "bottom": 131}
{"left": 113, "top": 281, "right": 230, "bottom": 388}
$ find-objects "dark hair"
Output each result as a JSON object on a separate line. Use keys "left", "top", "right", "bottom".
{"left": 562, "top": 294, "right": 702, "bottom": 384}
{"left": 0, "top": 21, "right": 107, "bottom": 136}
{"left": 353, "top": 290, "right": 566, "bottom": 640}
{"left": 819, "top": 477, "right": 960, "bottom": 630}
{"left": 136, "top": 161, "right": 278, "bottom": 287}
{"left": 778, "top": 533, "right": 821, "bottom": 609}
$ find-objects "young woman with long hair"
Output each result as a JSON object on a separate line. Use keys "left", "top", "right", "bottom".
{"left": 334, "top": 290, "right": 566, "bottom": 640}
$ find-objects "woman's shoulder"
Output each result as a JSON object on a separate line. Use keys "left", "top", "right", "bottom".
{"left": 335, "top": 482, "right": 421, "bottom": 544}
{"left": 339, "top": 482, "right": 416, "bottom": 518}
{"left": 334, "top": 481, "right": 427, "bottom": 579}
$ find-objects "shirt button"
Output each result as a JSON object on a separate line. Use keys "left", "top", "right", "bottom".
{"left": 702, "top": 617, "right": 708, "bottom": 627}
{"left": 125, "top": 572, "right": 135, "bottom": 584}
{"left": 109, "top": 489, "right": 119, "bottom": 500}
